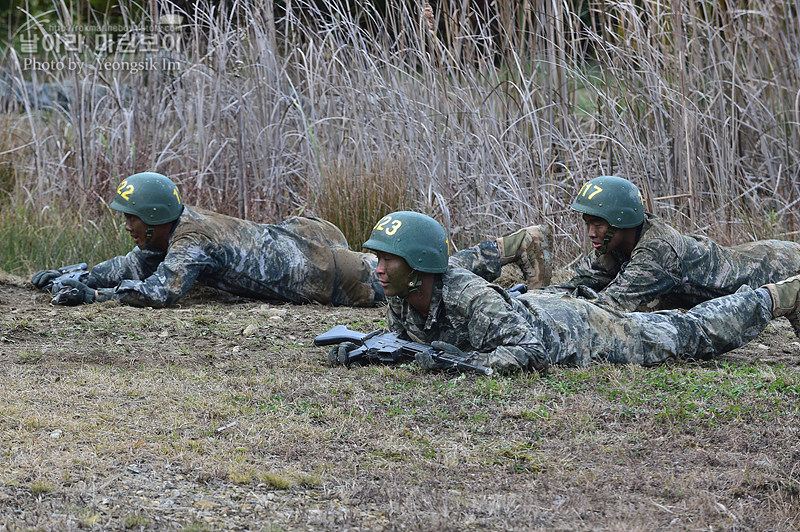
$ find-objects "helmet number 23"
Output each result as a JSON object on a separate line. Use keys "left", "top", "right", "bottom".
{"left": 373, "top": 215, "right": 402, "bottom": 235}
{"left": 116, "top": 179, "right": 134, "bottom": 201}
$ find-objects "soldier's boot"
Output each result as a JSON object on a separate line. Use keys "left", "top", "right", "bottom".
{"left": 763, "top": 275, "right": 800, "bottom": 336}
{"left": 496, "top": 225, "right": 552, "bottom": 288}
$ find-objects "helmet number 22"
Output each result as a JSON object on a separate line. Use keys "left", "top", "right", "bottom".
{"left": 116, "top": 180, "right": 134, "bottom": 201}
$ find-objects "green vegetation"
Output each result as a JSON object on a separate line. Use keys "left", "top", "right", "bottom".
{"left": 259, "top": 472, "right": 292, "bottom": 490}
{"left": 16, "top": 350, "right": 43, "bottom": 364}
{"left": 181, "top": 523, "right": 212, "bottom": 532}
{"left": 28, "top": 479, "right": 53, "bottom": 495}
{"left": 0, "top": 200, "right": 129, "bottom": 274}
{"left": 122, "top": 512, "right": 150, "bottom": 529}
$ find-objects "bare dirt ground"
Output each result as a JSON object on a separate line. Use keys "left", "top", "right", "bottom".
{"left": 1, "top": 271, "right": 799, "bottom": 531}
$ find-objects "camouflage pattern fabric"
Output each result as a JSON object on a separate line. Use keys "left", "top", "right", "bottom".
{"left": 552, "top": 213, "right": 800, "bottom": 311}
{"left": 448, "top": 241, "right": 502, "bottom": 283}
{"left": 92, "top": 207, "right": 382, "bottom": 307}
{"left": 89, "top": 248, "right": 167, "bottom": 288}
{"left": 91, "top": 206, "right": 503, "bottom": 308}
{"left": 387, "top": 267, "right": 774, "bottom": 374}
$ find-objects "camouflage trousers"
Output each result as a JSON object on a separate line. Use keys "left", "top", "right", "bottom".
{"left": 448, "top": 241, "right": 504, "bottom": 285}
{"left": 450, "top": 225, "right": 553, "bottom": 290}
{"left": 526, "top": 286, "right": 773, "bottom": 367}
{"left": 292, "top": 217, "right": 382, "bottom": 307}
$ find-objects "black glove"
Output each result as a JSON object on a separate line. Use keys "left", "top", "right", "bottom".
{"left": 414, "top": 350, "right": 447, "bottom": 371}
{"left": 31, "top": 270, "right": 61, "bottom": 289}
{"left": 52, "top": 279, "right": 96, "bottom": 306}
{"left": 414, "top": 341, "right": 471, "bottom": 371}
{"left": 431, "top": 341, "right": 470, "bottom": 359}
{"left": 327, "top": 341, "right": 358, "bottom": 366}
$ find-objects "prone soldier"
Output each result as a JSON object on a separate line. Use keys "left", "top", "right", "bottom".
{"left": 31, "top": 172, "right": 550, "bottom": 308}
{"left": 327, "top": 210, "right": 800, "bottom": 375}
{"left": 550, "top": 175, "right": 800, "bottom": 315}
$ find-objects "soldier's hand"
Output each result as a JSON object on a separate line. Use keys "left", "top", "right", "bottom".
{"left": 431, "top": 341, "right": 469, "bottom": 360}
{"left": 31, "top": 270, "right": 60, "bottom": 289}
{"left": 53, "top": 279, "right": 96, "bottom": 305}
{"left": 327, "top": 341, "right": 358, "bottom": 366}
{"left": 416, "top": 341, "right": 472, "bottom": 371}
{"left": 414, "top": 350, "right": 447, "bottom": 371}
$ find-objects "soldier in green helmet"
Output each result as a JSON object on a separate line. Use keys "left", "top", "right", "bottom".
{"left": 328, "top": 210, "right": 800, "bottom": 375}
{"left": 550, "top": 176, "right": 800, "bottom": 326}
{"left": 31, "top": 173, "right": 551, "bottom": 308}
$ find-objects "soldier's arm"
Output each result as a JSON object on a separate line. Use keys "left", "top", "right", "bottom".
{"left": 95, "top": 236, "right": 209, "bottom": 307}
{"left": 552, "top": 253, "right": 618, "bottom": 292}
{"left": 591, "top": 245, "right": 683, "bottom": 311}
{"left": 456, "top": 283, "right": 549, "bottom": 375}
{"left": 90, "top": 248, "right": 167, "bottom": 287}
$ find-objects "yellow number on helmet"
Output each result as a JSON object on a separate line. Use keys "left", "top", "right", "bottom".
{"left": 117, "top": 180, "right": 135, "bottom": 201}
{"left": 384, "top": 219, "right": 402, "bottom": 235}
{"left": 374, "top": 215, "right": 392, "bottom": 232}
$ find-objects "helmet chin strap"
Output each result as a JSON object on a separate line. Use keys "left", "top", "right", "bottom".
{"left": 142, "top": 220, "right": 180, "bottom": 250}
{"left": 595, "top": 225, "right": 617, "bottom": 256}
{"left": 401, "top": 270, "right": 424, "bottom": 299}
{"left": 142, "top": 224, "right": 156, "bottom": 249}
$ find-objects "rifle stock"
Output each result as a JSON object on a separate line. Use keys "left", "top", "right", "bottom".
{"left": 312, "top": 325, "right": 367, "bottom": 346}
{"left": 47, "top": 263, "right": 90, "bottom": 291}
{"left": 314, "top": 325, "right": 493, "bottom": 376}
{"left": 43, "top": 263, "right": 91, "bottom": 305}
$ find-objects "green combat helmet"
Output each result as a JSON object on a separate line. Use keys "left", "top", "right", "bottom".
{"left": 110, "top": 172, "right": 184, "bottom": 225}
{"left": 571, "top": 175, "right": 644, "bottom": 229}
{"left": 363, "top": 211, "right": 449, "bottom": 273}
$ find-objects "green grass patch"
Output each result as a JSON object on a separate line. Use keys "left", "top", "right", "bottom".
{"left": 123, "top": 512, "right": 150, "bottom": 529}
{"left": 29, "top": 479, "right": 53, "bottom": 495}
{"left": 587, "top": 363, "right": 800, "bottom": 426}
{"left": 259, "top": 472, "right": 293, "bottom": 490}
{"left": 0, "top": 201, "right": 130, "bottom": 275}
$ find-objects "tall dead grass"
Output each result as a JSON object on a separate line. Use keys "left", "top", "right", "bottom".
{"left": 1, "top": 0, "right": 799, "bottom": 272}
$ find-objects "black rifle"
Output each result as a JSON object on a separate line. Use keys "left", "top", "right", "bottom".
{"left": 314, "top": 325, "right": 494, "bottom": 376}
{"left": 45, "top": 263, "right": 91, "bottom": 304}
{"left": 47, "top": 263, "right": 89, "bottom": 289}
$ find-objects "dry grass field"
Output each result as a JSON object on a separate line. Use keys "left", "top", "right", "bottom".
{"left": 4, "top": 0, "right": 800, "bottom": 271}
{"left": 1, "top": 271, "right": 798, "bottom": 531}
{"left": 2, "top": 1, "right": 800, "bottom": 529}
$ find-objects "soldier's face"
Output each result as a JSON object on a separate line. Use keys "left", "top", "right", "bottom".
{"left": 124, "top": 213, "right": 148, "bottom": 247}
{"left": 582, "top": 214, "right": 623, "bottom": 252}
{"left": 375, "top": 251, "right": 413, "bottom": 297}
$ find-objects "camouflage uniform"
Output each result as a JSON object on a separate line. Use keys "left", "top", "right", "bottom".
{"left": 388, "top": 267, "right": 774, "bottom": 374}
{"left": 89, "top": 207, "right": 503, "bottom": 308}
{"left": 554, "top": 213, "right": 800, "bottom": 311}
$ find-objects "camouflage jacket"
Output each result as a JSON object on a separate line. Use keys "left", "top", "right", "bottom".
{"left": 554, "top": 213, "right": 800, "bottom": 311}
{"left": 89, "top": 207, "right": 504, "bottom": 308}
{"left": 387, "top": 267, "right": 773, "bottom": 374}
{"left": 92, "top": 207, "right": 375, "bottom": 307}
